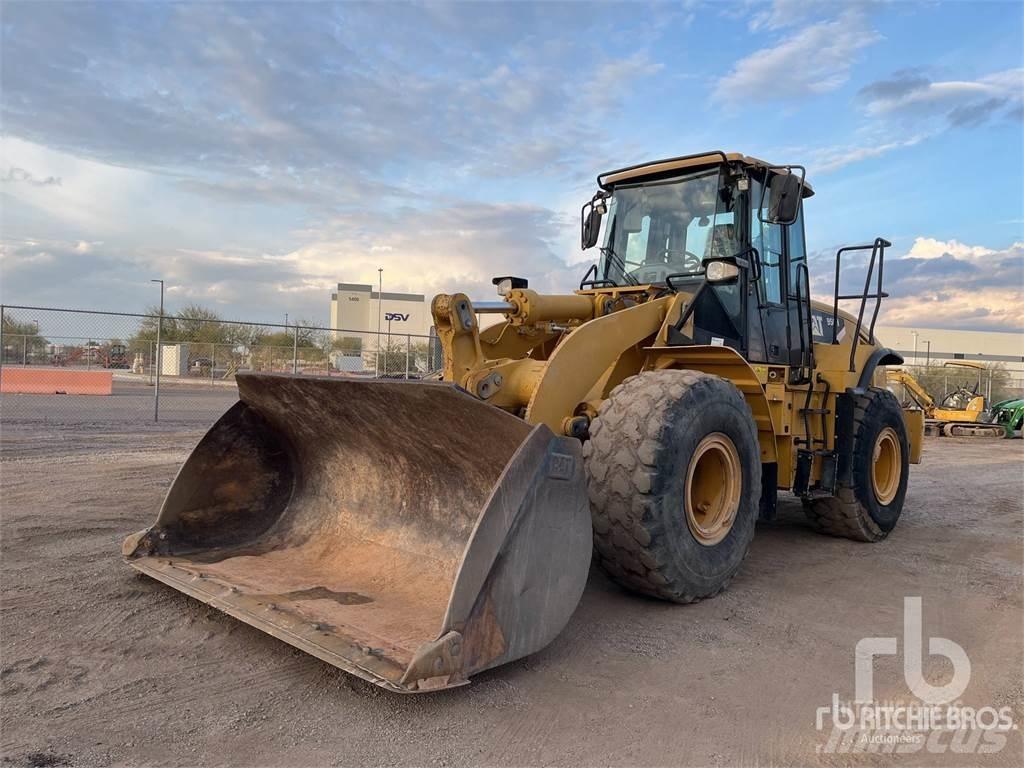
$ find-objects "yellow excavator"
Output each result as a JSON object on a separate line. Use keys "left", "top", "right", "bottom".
{"left": 886, "top": 361, "right": 1003, "bottom": 437}
{"left": 124, "top": 151, "right": 924, "bottom": 692}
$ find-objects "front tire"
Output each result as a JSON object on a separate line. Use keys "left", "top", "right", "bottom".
{"left": 583, "top": 370, "right": 761, "bottom": 603}
{"left": 804, "top": 388, "right": 909, "bottom": 542}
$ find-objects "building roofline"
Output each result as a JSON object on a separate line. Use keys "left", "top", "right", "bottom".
{"left": 333, "top": 283, "right": 424, "bottom": 302}
{"left": 372, "top": 291, "right": 424, "bottom": 302}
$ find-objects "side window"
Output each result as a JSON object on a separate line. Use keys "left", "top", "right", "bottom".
{"left": 788, "top": 205, "right": 807, "bottom": 296}
{"left": 750, "top": 179, "right": 783, "bottom": 304}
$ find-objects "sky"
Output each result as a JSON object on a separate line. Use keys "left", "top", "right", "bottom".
{"left": 1, "top": 0, "right": 1022, "bottom": 332}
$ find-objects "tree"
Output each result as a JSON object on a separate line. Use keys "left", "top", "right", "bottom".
{"left": 132, "top": 304, "right": 179, "bottom": 344}
{"left": 1, "top": 315, "right": 49, "bottom": 363}
{"left": 175, "top": 304, "right": 229, "bottom": 344}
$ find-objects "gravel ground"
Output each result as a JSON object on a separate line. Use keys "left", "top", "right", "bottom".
{"left": 1, "top": 411, "right": 1021, "bottom": 767}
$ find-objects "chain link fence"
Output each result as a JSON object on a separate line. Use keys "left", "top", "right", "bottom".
{"left": 0, "top": 304, "right": 442, "bottom": 425}
{"left": 4, "top": 303, "right": 1021, "bottom": 428}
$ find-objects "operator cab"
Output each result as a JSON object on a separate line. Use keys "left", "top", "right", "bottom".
{"left": 581, "top": 151, "right": 813, "bottom": 375}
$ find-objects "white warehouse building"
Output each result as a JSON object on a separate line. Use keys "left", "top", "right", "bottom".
{"left": 328, "top": 283, "right": 434, "bottom": 374}
{"left": 329, "top": 283, "right": 432, "bottom": 338}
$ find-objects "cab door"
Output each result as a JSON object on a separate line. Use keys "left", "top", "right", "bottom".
{"left": 747, "top": 175, "right": 789, "bottom": 365}
{"left": 784, "top": 203, "right": 812, "bottom": 379}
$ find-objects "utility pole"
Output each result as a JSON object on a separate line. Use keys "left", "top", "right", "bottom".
{"left": 151, "top": 279, "right": 164, "bottom": 422}
{"left": 376, "top": 267, "right": 383, "bottom": 377}
{"left": 924, "top": 340, "right": 931, "bottom": 368}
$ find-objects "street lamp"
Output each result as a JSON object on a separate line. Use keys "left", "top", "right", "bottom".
{"left": 151, "top": 279, "right": 164, "bottom": 422}
{"left": 911, "top": 330, "right": 919, "bottom": 367}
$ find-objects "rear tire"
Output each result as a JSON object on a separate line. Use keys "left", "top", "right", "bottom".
{"left": 804, "top": 388, "right": 909, "bottom": 542}
{"left": 583, "top": 370, "right": 761, "bottom": 603}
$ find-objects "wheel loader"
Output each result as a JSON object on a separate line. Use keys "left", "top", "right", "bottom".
{"left": 123, "top": 150, "right": 924, "bottom": 692}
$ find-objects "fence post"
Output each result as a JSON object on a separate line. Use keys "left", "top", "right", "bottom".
{"left": 405, "top": 335, "right": 411, "bottom": 379}
{"left": 211, "top": 342, "right": 216, "bottom": 386}
{"left": 22, "top": 335, "right": 27, "bottom": 366}
{"left": 292, "top": 326, "right": 298, "bottom": 375}
{"left": 154, "top": 312, "right": 163, "bottom": 422}
{"left": 0, "top": 305, "right": 5, "bottom": 369}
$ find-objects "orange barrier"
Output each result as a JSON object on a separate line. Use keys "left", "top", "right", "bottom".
{"left": 0, "top": 368, "right": 113, "bottom": 395}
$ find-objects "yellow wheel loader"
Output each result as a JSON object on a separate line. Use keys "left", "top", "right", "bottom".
{"left": 886, "top": 361, "right": 1004, "bottom": 437}
{"left": 123, "top": 150, "right": 924, "bottom": 692}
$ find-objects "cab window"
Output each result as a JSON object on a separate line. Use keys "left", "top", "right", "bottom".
{"left": 750, "top": 178, "right": 783, "bottom": 304}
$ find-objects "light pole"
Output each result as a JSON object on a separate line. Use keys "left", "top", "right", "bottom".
{"left": 152, "top": 279, "right": 164, "bottom": 422}
{"left": 911, "top": 330, "right": 919, "bottom": 367}
{"left": 376, "top": 267, "right": 383, "bottom": 377}
{"left": 924, "top": 340, "right": 931, "bottom": 368}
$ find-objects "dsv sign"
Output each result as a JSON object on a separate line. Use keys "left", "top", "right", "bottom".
{"left": 384, "top": 312, "right": 410, "bottom": 322}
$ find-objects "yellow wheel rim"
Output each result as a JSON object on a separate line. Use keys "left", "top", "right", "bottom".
{"left": 684, "top": 433, "right": 741, "bottom": 546}
{"left": 871, "top": 426, "right": 901, "bottom": 505}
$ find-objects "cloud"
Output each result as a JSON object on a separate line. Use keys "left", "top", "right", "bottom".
{"left": 800, "top": 67, "right": 1022, "bottom": 175}
{"left": 0, "top": 199, "right": 583, "bottom": 323}
{"left": 715, "top": 9, "right": 880, "bottom": 103}
{"left": 2, "top": 167, "right": 61, "bottom": 187}
{"left": 0, "top": 2, "right": 658, "bottom": 200}
{"left": 747, "top": 0, "right": 842, "bottom": 31}
{"left": 283, "top": 202, "right": 580, "bottom": 302}
{"left": 812, "top": 238, "right": 1024, "bottom": 332}
{"left": 808, "top": 134, "right": 928, "bottom": 174}
{"left": 904, "top": 237, "right": 997, "bottom": 261}
{"left": 1, "top": 2, "right": 669, "bottom": 321}
{"left": 859, "top": 68, "right": 1024, "bottom": 127}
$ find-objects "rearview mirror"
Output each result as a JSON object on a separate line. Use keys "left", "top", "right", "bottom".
{"left": 764, "top": 170, "right": 804, "bottom": 225}
{"left": 580, "top": 193, "right": 607, "bottom": 250}
{"left": 582, "top": 207, "right": 602, "bottom": 249}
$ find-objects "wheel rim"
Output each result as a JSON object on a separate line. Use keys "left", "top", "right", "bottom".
{"left": 684, "top": 433, "right": 741, "bottom": 546}
{"left": 871, "top": 426, "right": 901, "bottom": 505}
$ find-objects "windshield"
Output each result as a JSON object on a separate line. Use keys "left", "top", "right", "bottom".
{"left": 598, "top": 167, "right": 737, "bottom": 286}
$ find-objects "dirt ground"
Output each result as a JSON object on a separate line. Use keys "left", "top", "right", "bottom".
{"left": 1, "top": 413, "right": 1022, "bottom": 767}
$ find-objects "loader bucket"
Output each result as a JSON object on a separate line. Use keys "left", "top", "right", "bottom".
{"left": 123, "top": 373, "right": 591, "bottom": 692}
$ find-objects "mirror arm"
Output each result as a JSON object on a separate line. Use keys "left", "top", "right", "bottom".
{"left": 672, "top": 280, "right": 712, "bottom": 332}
